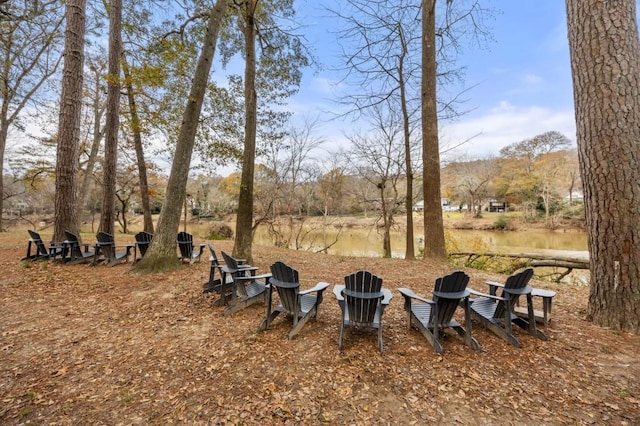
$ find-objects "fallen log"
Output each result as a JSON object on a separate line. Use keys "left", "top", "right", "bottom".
{"left": 449, "top": 251, "right": 590, "bottom": 282}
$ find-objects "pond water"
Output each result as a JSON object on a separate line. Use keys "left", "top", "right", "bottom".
{"left": 254, "top": 223, "right": 589, "bottom": 259}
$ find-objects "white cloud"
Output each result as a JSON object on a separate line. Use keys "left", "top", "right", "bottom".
{"left": 522, "top": 73, "right": 543, "bottom": 85}
{"left": 309, "top": 76, "right": 344, "bottom": 95}
{"left": 441, "top": 104, "right": 576, "bottom": 161}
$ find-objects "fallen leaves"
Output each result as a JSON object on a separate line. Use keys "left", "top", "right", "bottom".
{"left": 1, "top": 232, "right": 639, "bottom": 424}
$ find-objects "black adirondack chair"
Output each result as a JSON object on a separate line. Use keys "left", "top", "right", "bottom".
{"left": 259, "top": 261, "right": 330, "bottom": 339}
{"left": 134, "top": 231, "right": 153, "bottom": 262}
{"left": 220, "top": 251, "right": 270, "bottom": 316}
{"left": 469, "top": 268, "right": 547, "bottom": 347}
{"left": 93, "top": 232, "right": 134, "bottom": 266}
{"left": 334, "top": 270, "right": 392, "bottom": 353}
{"left": 176, "top": 231, "right": 205, "bottom": 264}
{"left": 202, "top": 244, "right": 236, "bottom": 306}
{"left": 22, "top": 230, "right": 64, "bottom": 261}
{"left": 398, "top": 271, "right": 482, "bottom": 354}
{"left": 61, "top": 230, "right": 96, "bottom": 265}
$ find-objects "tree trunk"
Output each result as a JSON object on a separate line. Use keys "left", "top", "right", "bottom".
{"left": 132, "top": 0, "right": 228, "bottom": 273}
{"left": 53, "top": 0, "right": 86, "bottom": 242}
{"left": 122, "top": 56, "right": 154, "bottom": 233}
{"left": 100, "top": 0, "right": 122, "bottom": 235}
{"left": 77, "top": 69, "right": 105, "bottom": 223}
{"left": 421, "top": 0, "right": 446, "bottom": 259}
{"left": 234, "top": 0, "right": 257, "bottom": 263}
{"left": 398, "top": 41, "right": 415, "bottom": 260}
{"left": 0, "top": 121, "right": 7, "bottom": 231}
{"left": 566, "top": 0, "right": 640, "bottom": 332}
{"left": 379, "top": 182, "right": 391, "bottom": 258}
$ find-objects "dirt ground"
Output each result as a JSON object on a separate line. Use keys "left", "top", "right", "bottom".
{"left": 1, "top": 228, "right": 639, "bottom": 425}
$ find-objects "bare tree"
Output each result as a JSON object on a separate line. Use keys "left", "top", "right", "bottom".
{"left": 331, "top": 0, "right": 421, "bottom": 259}
{"left": 566, "top": 0, "right": 640, "bottom": 332}
{"left": 77, "top": 56, "right": 106, "bottom": 222}
{"left": 347, "top": 104, "right": 405, "bottom": 258}
{"left": 0, "top": 0, "right": 64, "bottom": 230}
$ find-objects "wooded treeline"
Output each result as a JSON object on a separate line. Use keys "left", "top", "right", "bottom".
{"left": 1, "top": 0, "right": 638, "bottom": 332}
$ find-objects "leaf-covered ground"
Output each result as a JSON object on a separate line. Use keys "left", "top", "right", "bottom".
{"left": 1, "top": 231, "right": 639, "bottom": 425}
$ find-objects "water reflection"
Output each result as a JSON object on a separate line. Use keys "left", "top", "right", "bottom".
{"left": 254, "top": 224, "right": 588, "bottom": 259}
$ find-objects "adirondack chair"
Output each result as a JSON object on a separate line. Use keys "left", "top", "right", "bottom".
{"left": 202, "top": 244, "right": 236, "bottom": 306}
{"left": 176, "top": 231, "right": 205, "bottom": 264}
{"left": 22, "top": 230, "right": 64, "bottom": 261}
{"left": 93, "top": 232, "right": 134, "bottom": 266}
{"left": 134, "top": 231, "right": 153, "bottom": 263}
{"left": 469, "top": 268, "right": 547, "bottom": 347}
{"left": 220, "top": 251, "right": 270, "bottom": 316}
{"left": 61, "top": 230, "right": 96, "bottom": 264}
{"left": 398, "top": 271, "right": 481, "bottom": 354}
{"left": 259, "top": 261, "right": 330, "bottom": 339}
{"left": 334, "top": 270, "right": 392, "bottom": 353}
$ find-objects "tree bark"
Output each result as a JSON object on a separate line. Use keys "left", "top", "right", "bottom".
{"left": 53, "top": 0, "right": 86, "bottom": 242}
{"left": 100, "top": 0, "right": 122, "bottom": 235}
{"left": 566, "top": 0, "right": 640, "bottom": 332}
{"left": 234, "top": 0, "right": 257, "bottom": 263}
{"left": 132, "top": 0, "right": 228, "bottom": 273}
{"left": 421, "top": 0, "right": 446, "bottom": 259}
{"left": 122, "top": 56, "right": 154, "bottom": 234}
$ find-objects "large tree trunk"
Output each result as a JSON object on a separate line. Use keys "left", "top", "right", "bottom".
{"left": 53, "top": 0, "right": 86, "bottom": 242}
{"left": 234, "top": 0, "right": 257, "bottom": 263}
{"left": 421, "top": 0, "right": 446, "bottom": 259}
{"left": 566, "top": 0, "right": 640, "bottom": 332}
{"left": 132, "top": 0, "right": 228, "bottom": 273}
{"left": 122, "top": 56, "right": 154, "bottom": 234}
{"left": 100, "top": 0, "right": 122, "bottom": 235}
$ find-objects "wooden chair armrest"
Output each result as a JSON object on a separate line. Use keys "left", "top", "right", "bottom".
{"left": 222, "top": 265, "right": 258, "bottom": 273}
{"left": 300, "top": 282, "right": 330, "bottom": 295}
{"left": 333, "top": 285, "right": 345, "bottom": 301}
{"left": 485, "top": 281, "right": 505, "bottom": 296}
{"left": 382, "top": 288, "right": 393, "bottom": 305}
{"left": 468, "top": 288, "right": 507, "bottom": 301}
{"left": 235, "top": 273, "right": 272, "bottom": 281}
{"left": 397, "top": 288, "right": 433, "bottom": 305}
{"left": 113, "top": 243, "right": 134, "bottom": 249}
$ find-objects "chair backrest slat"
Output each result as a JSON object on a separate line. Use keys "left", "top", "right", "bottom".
{"left": 28, "top": 230, "right": 49, "bottom": 256}
{"left": 432, "top": 270, "right": 470, "bottom": 326}
{"left": 344, "top": 270, "right": 383, "bottom": 325}
{"left": 96, "top": 232, "right": 116, "bottom": 259}
{"left": 270, "top": 261, "right": 300, "bottom": 315}
{"left": 64, "top": 230, "right": 84, "bottom": 257}
{"left": 495, "top": 268, "right": 534, "bottom": 318}
{"left": 176, "top": 231, "right": 194, "bottom": 258}
{"left": 135, "top": 232, "right": 153, "bottom": 257}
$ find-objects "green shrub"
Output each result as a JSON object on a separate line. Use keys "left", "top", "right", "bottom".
{"left": 494, "top": 215, "right": 509, "bottom": 230}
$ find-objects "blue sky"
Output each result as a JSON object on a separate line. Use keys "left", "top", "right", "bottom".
{"left": 286, "top": 0, "right": 578, "bottom": 162}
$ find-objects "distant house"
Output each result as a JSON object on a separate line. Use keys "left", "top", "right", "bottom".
{"left": 413, "top": 199, "right": 453, "bottom": 212}
{"left": 488, "top": 201, "right": 508, "bottom": 212}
